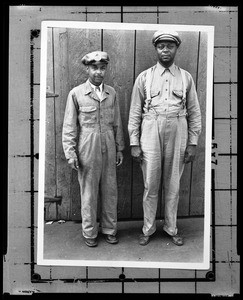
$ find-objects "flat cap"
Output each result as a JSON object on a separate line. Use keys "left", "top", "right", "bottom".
{"left": 152, "top": 30, "right": 181, "bottom": 46}
{"left": 81, "top": 51, "right": 109, "bottom": 65}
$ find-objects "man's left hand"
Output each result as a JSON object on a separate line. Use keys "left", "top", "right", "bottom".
{"left": 184, "top": 145, "right": 197, "bottom": 164}
{"left": 116, "top": 151, "right": 123, "bottom": 167}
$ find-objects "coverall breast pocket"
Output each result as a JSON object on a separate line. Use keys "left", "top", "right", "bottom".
{"left": 105, "top": 107, "right": 114, "bottom": 124}
{"left": 79, "top": 106, "right": 97, "bottom": 124}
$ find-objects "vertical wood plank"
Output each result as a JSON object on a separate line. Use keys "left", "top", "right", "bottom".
{"left": 177, "top": 31, "right": 200, "bottom": 217}
{"left": 103, "top": 29, "right": 135, "bottom": 219}
{"left": 176, "top": 31, "right": 199, "bottom": 85}
{"left": 45, "top": 27, "right": 57, "bottom": 220}
{"left": 190, "top": 31, "right": 207, "bottom": 215}
{"left": 67, "top": 28, "right": 102, "bottom": 89}
{"left": 135, "top": 30, "right": 158, "bottom": 77}
{"left": 54, "top": 27, "right": 73, "bottom": 220}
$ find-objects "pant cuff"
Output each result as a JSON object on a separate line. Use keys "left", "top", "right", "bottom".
{"left": 101, "top": 228, "right": 117, "bottom": 236}
{"left": 142, "top": 226, "right": 156, "bottom": 236}
{"left": 163, "top": 225, "right": 178, "bottom": 236}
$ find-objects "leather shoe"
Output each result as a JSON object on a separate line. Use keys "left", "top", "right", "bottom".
{"left": 163, "top": 230, "right": 184, "bottom": 246}
{"left": 105, "top": 234, "right": 119, "bottom": 244}
{"left": 84, "top": 237, "right": 98, "bottom": 247}
{"left": 171, "top": 234, "right": 184, "bottom": 246}
{"left": 139, "top": 234, "right": 150, "bottom": 246}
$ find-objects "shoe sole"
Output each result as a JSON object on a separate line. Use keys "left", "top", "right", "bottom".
{"left": 105, "top": 239, "right": 119, "bottom": 244}
{"left": 164, "top": 231, "right": 184, "bottom": 246}
{"left": 139, "top": 238, "right": 150, "bottom": 246}
{"left": 85, "top": 241, "right": 98, "bottom": 247}
{"left": 172, "top": 240, "right": 184, "bottom": 246}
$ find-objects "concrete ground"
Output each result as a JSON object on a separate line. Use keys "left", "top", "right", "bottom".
{"left": 44, "top": 217, "right": 204, "bottom": 264}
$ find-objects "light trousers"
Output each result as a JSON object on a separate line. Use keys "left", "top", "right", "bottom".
{"left": 140, "top": 113, "right": 188, "bottom": 237}
{"left": 77, "top": 130, "right": 118, "bottom": 239}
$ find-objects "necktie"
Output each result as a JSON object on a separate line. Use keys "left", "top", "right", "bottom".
{"left": 95, "top": 86, "right": 101, "bottom": 100}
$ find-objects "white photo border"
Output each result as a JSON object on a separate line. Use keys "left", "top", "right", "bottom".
{"left": 37, "top": 21, "right": 214, "bottom": 269}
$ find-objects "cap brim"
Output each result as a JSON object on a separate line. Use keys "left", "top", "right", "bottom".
{"left": 83, "top": 60, "right": 109, "bottom": 65}
{"left": 89, "top": 60, "right": 108, "bottom": 65}
{"left": 154, "top": 36, "right": 180, "bottom": 45}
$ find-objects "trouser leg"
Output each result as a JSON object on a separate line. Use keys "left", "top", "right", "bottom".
{"left": 100, "top": 132, "right": 118, "bottom": 236}
{"left": 77, "top": 133, "right": 102, "bottom": 239}
{"left": 140, "top": 118, "right": 163, "bottom": 236}
{"left": 162, "top": 117, "right": 188, "bottom": 236}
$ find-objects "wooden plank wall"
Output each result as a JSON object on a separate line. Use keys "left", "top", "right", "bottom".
{"left": 6, "top": 5, "right": 239, "bottom": 295}
{"left": 45, "top": 27, "right": 207, "bottom": 221}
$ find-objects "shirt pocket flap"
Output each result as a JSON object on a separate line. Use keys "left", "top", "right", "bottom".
{"left": 151, "top": 90, "right": 160, "bottom": 98}
{"left": 172, "top": 90, "right": 183, "bottom": 98}
{"left": 79, "top": 106, "right": 97, "bottom": 113}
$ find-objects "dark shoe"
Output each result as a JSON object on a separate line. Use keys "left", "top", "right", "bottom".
{"left": 171, "top": 234, "right": 184, "bottom": 246}
{"left": 139, "top": 234, "right": 150, "bottom": 246}
{"left": 105, "top": 234, "right": 119, "bottom": 244}
{"left": 84, "top": 237, "right": 98, "bottom": 247}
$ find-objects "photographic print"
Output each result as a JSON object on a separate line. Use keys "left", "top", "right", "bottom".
{"left": 37, "top": 21, "right": 214, "bottom": 269}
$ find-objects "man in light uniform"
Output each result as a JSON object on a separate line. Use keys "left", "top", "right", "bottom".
{"left": 62, "top": 51, "right": 124, "bottom": 247}
{"left": 128, "top": 31, "right": 201, "bottom": 246}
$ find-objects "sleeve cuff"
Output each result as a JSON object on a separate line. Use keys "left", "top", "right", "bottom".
{"left": 188, "top": 135, "right": 199, "bottom": 145}
{"left": 130, "top": 136, "right": 140, "bottom": 146}
{"left": 67, "top": 154, "right": 77, "bottom": 162}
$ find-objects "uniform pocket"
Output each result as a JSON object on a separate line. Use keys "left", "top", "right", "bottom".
{"left": 79, "top": 106, "right": 97, "bottom": 124}
{"left": 105, "top": 107, "right": 114, "bottom": 124}
{"left": 172, "top": 89, "right": 183, "bottom": 98}
{"left": 151, "top": 90, "right": 160, "bottom": 98}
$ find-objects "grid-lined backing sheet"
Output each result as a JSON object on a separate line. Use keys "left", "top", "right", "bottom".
{"left": 6, "top": 6, "right": 239, "bottom": 295}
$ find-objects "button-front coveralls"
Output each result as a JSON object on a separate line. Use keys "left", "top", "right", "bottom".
{"left": 62, "top": 80, "right": 124, "bottom": 239}
{"left": 128, "top": 62, "right": 201, "bottom": 237}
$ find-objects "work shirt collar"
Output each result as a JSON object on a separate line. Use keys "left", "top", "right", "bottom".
{"left": 157, "top": 61, "right": 176, "bottom": 76}
{"left": 84, "top": 79, "right": 110, "bottom": 96}
{"left": 89, "top": 80, "right": 103, "bottom": 93}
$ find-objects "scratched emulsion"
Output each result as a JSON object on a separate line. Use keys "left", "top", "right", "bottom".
{"left": 5, "top": 6, "right": 239, "bottom": 295}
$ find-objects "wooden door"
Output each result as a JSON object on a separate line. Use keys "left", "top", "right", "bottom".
{"left": 44, "top": 27, "right": 207, "bottom": 221}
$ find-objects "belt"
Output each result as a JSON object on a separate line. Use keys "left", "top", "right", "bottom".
{"left": 142, "top": 110, "right": 187, "bottom": 120}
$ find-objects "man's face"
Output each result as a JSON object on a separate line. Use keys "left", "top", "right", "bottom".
{"left": 155, "top": 41, "right": 178, "bottom": 66}
{"left": 86, "top": 63, "right": 107, "bottom": 86}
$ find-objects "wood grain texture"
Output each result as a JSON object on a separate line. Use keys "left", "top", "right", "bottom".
{"left": 103, "top": 29, "right": 135, "bottom": 219}
{"left": 190, "top": 31, "right": 207, "bottom": 216}
{"left": 54, "top": 28, "right": 72, "bottom": 220}
{"left": 178, "top": 31, "right": 200, "bottom": 216}
{"left": 45, "top": 28, "right": 57, "bottom": 220}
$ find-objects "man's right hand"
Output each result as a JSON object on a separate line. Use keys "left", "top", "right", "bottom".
{"left": 131, "top": 146, "right": 143, "bottom": 162}
{"left": 68, "top": 158, "right": 79, "bottom": 171}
